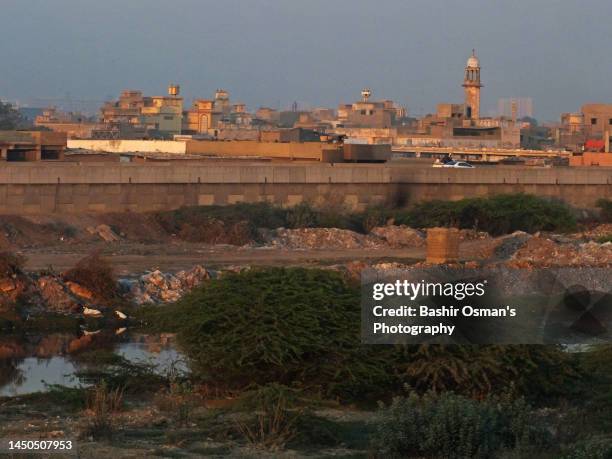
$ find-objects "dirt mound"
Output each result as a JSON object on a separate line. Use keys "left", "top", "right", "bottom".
{"left": 266, "top": 228, "right": 386, "bottom": 250}
{"left": 370, "top": 225, "right": 425, "bottom": 248}
{"left": 508, "top": 237, "right": 612, "bottom": 267}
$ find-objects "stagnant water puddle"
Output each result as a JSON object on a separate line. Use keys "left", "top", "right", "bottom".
{"left": 0, "top": 330, "right": 188, "bottom": 397}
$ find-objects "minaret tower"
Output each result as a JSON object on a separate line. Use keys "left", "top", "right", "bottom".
{"left": 462, "top": 49, "right": 482, "bottom": 120}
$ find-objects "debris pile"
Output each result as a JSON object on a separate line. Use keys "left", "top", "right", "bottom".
{"left": 458, "top": 229, "right": 491, "bottom": 241}
{"left": 129, "top": 265, "right": 211, "bottom": 304}
{"left": 85, "top": 224, "right": 120, "bottom": 242}
{"left": 570, "top": 224, "right": 612, "bottom": 241}
{"left": 266, "top": 228, "right": 386, "bottom": 250}
{"left": 508, "top": 236, "right": 612, "bottom": 268}
{"left": 265, "top": 225, "right": 427, "bottom": 250}
{"left": 370, "top": 225, "right": 425, "bottom": 248}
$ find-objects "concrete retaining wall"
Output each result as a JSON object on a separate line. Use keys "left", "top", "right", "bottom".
{"left": 68, "top": 139, "right": 187, "bottom": 154}
{"left": 0, "top": 163, "right": 609, "bottom": 214}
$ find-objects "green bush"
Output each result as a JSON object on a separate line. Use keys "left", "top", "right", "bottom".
{"left": 155, "top": 202, "right": 286, "bottom": 244}
{"left": 596, "top": 198, "right": 612, "bottom": 223}
{"left": 395, "top": 345, "right": 578, "bottom": 403}
{"left": 561, "top": 437, "right": 612, "bottom": 459}
{"left": 371, "top": 392, "right": 549, "bottom": 459}
{"left": 145, "top": 268, "right": 393, "bottom": 399}
{"left": 395, "top": 194, "right": 576, "bottom": 235}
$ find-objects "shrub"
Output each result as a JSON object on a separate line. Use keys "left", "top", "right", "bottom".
{"left": 395, "top": 194, "right": 577, "bottom": 235}
{"left": 596, "top": 199, "right": 612, "bottom": 223}
{"left": 155, "top": 202, "right": 286, "bottom": 243}
{"left": 63, "top": 252, "right": 120, "bottom": 305}
{"left": 0, "top": 251, "right": 25, "bottom": 278}
{"left": 395, "top": 345, "right": 578, "bottom": 403}
{"left": 561, "top": 437, "right": 612, "bottom": 459}
{"left": 359, "top": 206, "right": 394, "bottom": 233}
{"left": 285, "top": 202, "right": 319, "bottom": 228}
{"left": 371, "top": 392, "right": 549, "bottom": 459}
{"left": 146, "top": 268, "right": 394, "bottom": 399}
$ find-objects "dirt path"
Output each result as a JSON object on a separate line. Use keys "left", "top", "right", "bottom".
{"left": 21, "top": 244, "right": 427, "bottom": 275}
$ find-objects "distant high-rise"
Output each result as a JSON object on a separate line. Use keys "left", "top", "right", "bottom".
{"left": 497, "top": 98, "right": 533, "bottom": 120}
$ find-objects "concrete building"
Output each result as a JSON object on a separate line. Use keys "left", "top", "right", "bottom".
{"left": 0, "top": 131, "right": 66, "bottom": 161}
{"left": 581, "top": 104, "right": 612, "bottom": 139}
{"left": 34, "top": 107, "right": 98, "bottom": 139}
{"left": 336, "top": 89, "right": 406, "bottom": 128}
{"left": 183, "top": 90, "right": 250, "bottom": 134}
{"left": 99, "top": 85, "right": 183, "bottom": 138}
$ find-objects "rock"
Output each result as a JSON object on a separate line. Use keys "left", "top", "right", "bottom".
{"left": 83, "top": 307, "right": 102, "bottom": 317}
{"left": 370, "top": 225, "right": 425, "bottom": 248}
{"left": 65, "top": 281, "right": 94, "bottom": 300}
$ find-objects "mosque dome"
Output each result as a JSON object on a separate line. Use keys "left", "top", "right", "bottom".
{"left": 467, "top": 50, "right": 480, "bottom": 68}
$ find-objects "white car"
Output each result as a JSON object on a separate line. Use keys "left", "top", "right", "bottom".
{"left": 433, "top": 160, "right": 475, "bottom": 168}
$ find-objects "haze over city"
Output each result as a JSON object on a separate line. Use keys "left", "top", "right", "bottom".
{"left": 1, "top": 0, "right": 611, "bottom": 120}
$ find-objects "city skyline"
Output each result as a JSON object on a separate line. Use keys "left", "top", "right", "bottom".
{"left": 1, "top": 0, "right": 611, "bottom": 120}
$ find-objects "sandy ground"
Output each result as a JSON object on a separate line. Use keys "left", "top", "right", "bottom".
{"left": 20, "top": 242, "right": 426, "bottom": 275}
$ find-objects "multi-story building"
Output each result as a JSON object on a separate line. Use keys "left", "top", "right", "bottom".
{"left": 34, "top": 107, "right": 98, "bottom": 139}
{"left": 336, "top": 89, "right": 406, "bottom": 128}
{"left": 183, "top": 89, "right": 250, "bottom": 134}
{"left": 99, "top": 85, "right": 183, "bottom": 138}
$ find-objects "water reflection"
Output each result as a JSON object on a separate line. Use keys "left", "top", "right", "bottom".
{"left": 0, "top": 330, "right": 186, "bottom": 397}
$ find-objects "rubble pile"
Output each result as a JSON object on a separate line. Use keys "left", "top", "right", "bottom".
{"left": 370, "top": 225, "right": 425, "bottom": 248}
{"left": 266, "top": 228, "right": 386, "bottom": 250}
{"left": 129, "top": 265, "right": 211, "bottom": 305}
{"left": 265, "top": 225, "right": 427, "bottom": 250}
{"left": 85, "top": 224, "right": 121, "bottom": 242}
{"left": 570, "top": 224, "right": 612, "bottom": 241}
{"left": 458, "top": 229, "right": 491, "bottom": 241}
{"left": 508, "top": 236, "right": 612, "bottom": 268}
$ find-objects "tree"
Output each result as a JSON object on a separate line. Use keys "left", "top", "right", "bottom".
{"left": 0, "top": 101, "right": 24, "bottom": 130}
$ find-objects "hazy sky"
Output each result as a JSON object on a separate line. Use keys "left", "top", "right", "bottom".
{"left": 1, "top": 0, "right": 610, "bottom": 120}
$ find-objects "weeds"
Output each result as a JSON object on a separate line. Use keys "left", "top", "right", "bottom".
{"left": 235, "top": 384, "right": 304, "bottom": 451}
{"left": 81, "top": 381, "right": 124, "bottom": 440}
